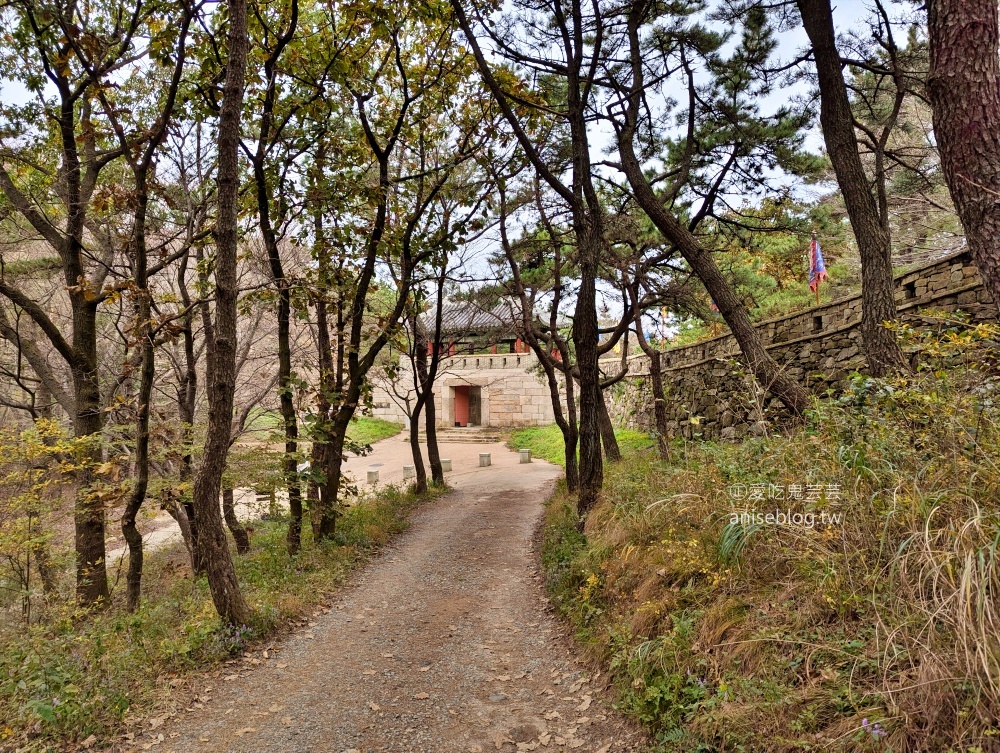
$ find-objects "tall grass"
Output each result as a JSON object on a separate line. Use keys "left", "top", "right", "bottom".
{"left": 541, "top": 318, "right": 1000, "bottom": 751}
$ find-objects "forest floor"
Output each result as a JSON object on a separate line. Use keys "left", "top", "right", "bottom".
{"left": 125, "top": 445, "right": 648, "bottom": 753}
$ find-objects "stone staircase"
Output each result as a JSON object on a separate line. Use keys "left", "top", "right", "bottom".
{"left": 401, "top": 426, "right": 503, "bottom": 444}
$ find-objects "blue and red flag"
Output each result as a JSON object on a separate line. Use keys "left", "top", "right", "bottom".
{"left": 809, "top": 233, "right": 828, "bottom": 294}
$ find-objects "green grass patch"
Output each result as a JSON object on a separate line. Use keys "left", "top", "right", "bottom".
{"left": 0, "top": 483, "right": 433, "bottom": 751}
{"left": 244, "top": 413, "right": 401, "bottom": 447}
{"left": 347, "top": 416, "right": 403, "bottom": 446}
{"left": 540, "top": 320, "right": 1000, "bottom": 752}
{"left": 510, "top": 423, "right": 653, "bottom": 466}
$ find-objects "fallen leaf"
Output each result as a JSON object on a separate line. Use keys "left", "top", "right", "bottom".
{"left": 381, "top": 653, "right": 394, "bottom": 658}
{"left": 418, "top": 665, "right": 431, "bottom": 672}
{"left": 369, "top": 702, "right": 380, "bottom": 711}
{"left": 567, "top": 739, "right": 585, "bottom": 749}
{"left": 276, "top": 663, "right": 288, "bottom": 669}
{"left": 543, "top": 710, "right": 561, "bottom": 720}
{"left": 576, "top": 695, "right": 592, "bottom": 712}
{"left": 362, "top": 669, "right": 377, "bottom": 676}
{"left": 413, "top": 692, "right": 430, "bottom": 700}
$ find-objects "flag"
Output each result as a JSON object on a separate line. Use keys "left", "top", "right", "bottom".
{"left": 809, "top": 234, "right": 828, "bottom": 294}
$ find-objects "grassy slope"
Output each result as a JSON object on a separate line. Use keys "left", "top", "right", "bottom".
{"left": 531, "top": 322, "right": 1000, "bottom": 752}
{"left": 346, "top": 416, "right": 404, "bottom": 446}
{"left": 245, "top": 412, "right": 403, "bottom": 445}
{"left": 0, "top": 483, "right": 435, "bottom": 750}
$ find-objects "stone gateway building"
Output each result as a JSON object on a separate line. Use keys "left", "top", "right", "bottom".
{"left": 370, "top": 302, "right": 566, "bottom": 429}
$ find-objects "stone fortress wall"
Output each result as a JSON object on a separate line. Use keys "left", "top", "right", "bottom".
{"left": 603, "top": 250, "right": 996, "bottom": 440}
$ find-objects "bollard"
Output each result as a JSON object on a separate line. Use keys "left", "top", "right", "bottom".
{"left": 519, "top": 449, "right": 532, "bottom": 464}
{"left": 441, "top": 459, "right": 452, "bottom": 472}
{"left": 367, "top": 470, "right": 379, "bottom": 485}
{"left": 403, "top": 465, "right": 415, "bottom": 479}
{"left": 479, "top": 453, "right": 491, "bottom": 467}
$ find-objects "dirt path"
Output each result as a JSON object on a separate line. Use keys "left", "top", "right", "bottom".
{"left": 150, "top": 452, "right": 648, "bottom": 753}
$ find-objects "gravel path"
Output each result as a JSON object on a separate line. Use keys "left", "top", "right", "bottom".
{"left": 150, "top": 452, "right": 648, "bottom": 753}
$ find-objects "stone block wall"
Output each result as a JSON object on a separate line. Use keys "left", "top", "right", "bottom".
{"left": 605, "top": 250, "right": 996, "bottom": 440}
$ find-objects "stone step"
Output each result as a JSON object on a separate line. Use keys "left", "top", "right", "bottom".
{"left": 401, "top": 430, "right": 502, "bottom": 444}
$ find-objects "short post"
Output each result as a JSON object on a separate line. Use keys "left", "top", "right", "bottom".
{"left": 403, "top": 465, "right": 415, "bottom": 479}
{"left": 367, "top": 470, "right": 379, "bottom": 485}
{"left": 441, "top": 459, "right": 452, "bottom": 472}
{"left": 479, "top": 453, "right": 491, "bottom": 467}
{"left": 519, "top": 449, "right": 532, "bottom": 464}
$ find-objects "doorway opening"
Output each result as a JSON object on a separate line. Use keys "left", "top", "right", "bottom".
{"left": 452, "top": 385, "right": 482, "bottom": 427}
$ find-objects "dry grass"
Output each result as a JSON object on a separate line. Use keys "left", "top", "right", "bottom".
{"left": 539, "top": 319, "right": 1000, "bottom": 752}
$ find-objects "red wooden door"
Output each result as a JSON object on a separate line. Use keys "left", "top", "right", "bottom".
{"left": 453, "top": 386, "right": 470, "bottom": 426}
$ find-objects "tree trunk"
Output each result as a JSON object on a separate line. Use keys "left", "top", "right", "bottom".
{"left": 317, "top": 410, "right": 353, "bottom": 539}
{"left": 425, "top": 391, "right": 443, "bottom": 485}
{"left": 408, "top": 321, "right": 429, "bottom": 493}
{"left": 629, "top": 294, "right": 670, "bottom": 460}
{"left": 572, "top": 224, "right": 603, "bottom": 517}
{"left": 70, "top": 325, "right": 109, "bottom": 606}
{"left": 177, "top": 253, "right": 204, "bottom": 575}
{"left": 163, "top": 498, "right": 195, "bottom": 565}
{"left": 122, "top": 295, "right": 154, "bottom": 612}
{"left": 191, "top": 0, "right": 251, "bottom": 625}
{"left": 927, "top": 0, "right": 1000, "bottom": 308}
{"left": 252, "top": 100, "right": 302, "bottom": 557}
{"left": 273, "top": 273, "right": 301, "bottom": 556}
{"left": 647, "top": 351, "right": 670, "bottom": 460}
{"left": 597, "top": 389, "right": 621, "bottom": 462}
{"left": 797, "top": 0, "right": 906, "bottom": 376}
{"left": 31, "top": 385, "right": 59, "bottom": 596}
{"left": 408, "top": 399, "right": 428, "bottom": 494}
{"left": 222, "top": 488, "right": 251, "bottom": 554}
